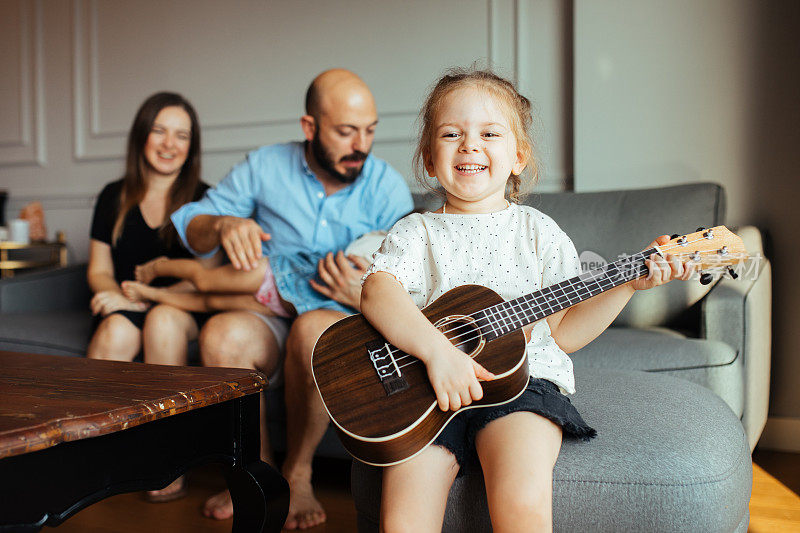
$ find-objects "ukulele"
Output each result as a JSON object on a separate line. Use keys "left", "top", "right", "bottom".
{"left": 312, "top": 226, "right": 748, "bottom": 466}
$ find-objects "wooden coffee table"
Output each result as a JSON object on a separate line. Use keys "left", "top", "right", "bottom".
{"left": 0, "top": 351, "right": 288, "bottom": 532}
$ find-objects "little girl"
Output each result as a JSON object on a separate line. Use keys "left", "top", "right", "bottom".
{"left": 359, "top": 68, "right": 695, "bottom": 531}
{"left": 122, "top": 231, "right": 387, "bottom": 316}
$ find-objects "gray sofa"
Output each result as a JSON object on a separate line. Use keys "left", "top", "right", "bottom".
{"left": 0, "top": 182, "right": 769, "bottom": 531}
{"left": 357, "top": 182, "right": 768, "bottom": 532}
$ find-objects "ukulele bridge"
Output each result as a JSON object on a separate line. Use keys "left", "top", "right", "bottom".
{"left": 365, "top": 340, "right": 410, "bottom": 396}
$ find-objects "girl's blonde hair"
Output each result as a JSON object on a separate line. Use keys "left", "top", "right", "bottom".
{"left": 413, "top": 67, "right": 537, "bottom": 203}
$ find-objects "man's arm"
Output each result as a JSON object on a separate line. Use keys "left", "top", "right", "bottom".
{"left": 172, "top": 150, "right": 267, "bottom": 269}
{"left": 185, "top": 215, "right": 270, "bottom": 271}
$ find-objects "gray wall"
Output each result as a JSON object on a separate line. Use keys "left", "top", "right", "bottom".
{"left": 0, "top": 0, "right": 569, "bottom": 260}
{"left": 573, "top": 0, "right": 800, "bottom": 450}
{"left": 1, "top": 0, "right": 798, "bottom": 449}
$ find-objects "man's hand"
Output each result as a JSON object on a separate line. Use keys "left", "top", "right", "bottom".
{"left": 214, "top": 216, "right": 271, "bottom": 271}
{"left": 310, "top": 251, "right": 370, "bottom": 310}
{"left": 90, "top": 290, "right": 148, "bottom": 316}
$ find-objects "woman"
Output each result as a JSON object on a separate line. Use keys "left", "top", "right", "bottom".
{"left": 86, "top": 92, "right": 212, "bottom": 501}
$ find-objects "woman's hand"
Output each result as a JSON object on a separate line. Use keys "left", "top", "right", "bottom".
{"left": 214, "top": 216, "right": 271, "bottom": 271}
{"left": 630, "top": 235, "right": 698, "bottom": 291}
{"left": 90, "top": 290, "right": 148, "bottom": 316}
{"left": 310, "top": 252, "right": 370, "bottom": 310}
{"left": 424, "top": 342, "right": 495, "bottom": 412}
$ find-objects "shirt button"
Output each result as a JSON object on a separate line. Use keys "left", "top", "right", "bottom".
{"left": 317, "top": 192, "right": 324, "bottom": 199}
{"left": 320, "top": 219, "right": 327, "bottom": 227}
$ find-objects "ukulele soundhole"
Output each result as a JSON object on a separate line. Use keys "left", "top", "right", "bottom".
{"left": 435, "top": 315, "right": 485, "bottom": 358}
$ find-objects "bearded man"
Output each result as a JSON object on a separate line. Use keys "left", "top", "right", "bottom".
{"left": 167, "top": 69, "right": 413, "bottom": 528}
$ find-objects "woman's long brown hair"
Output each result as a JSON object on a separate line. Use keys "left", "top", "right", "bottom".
{"left": 112, "top": 92, "right": 202, "bottom": 246}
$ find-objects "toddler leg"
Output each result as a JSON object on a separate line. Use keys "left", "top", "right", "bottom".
{"left": 122, "top": 281, "right": 271, "bottom": 314}
{"left": 122, "top": 281, "right": 212, "bottom": 312}
{"left": 475, "top": 412, "right": 562, "bottom": 533}
{"left": 135, "top": 256, "right": 169, "bottom": 284}
{"left": 136, "top": 257, "right": 268, "bottom": 294}
{"left": 380, "top": 445, "right": 459, "bottom": 533}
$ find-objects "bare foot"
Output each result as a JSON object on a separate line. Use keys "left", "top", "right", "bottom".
{"left": 202, "top": 490, "right": 234, "bottom": 520}
{"left": 284, "top": 478, "right": 326, "bottom": 530}
{"left": 121, "top": 280, "right": 159, "bottom": 303}
{"left": 135, "top": 256, "right": 168, "bottom": 284}
{"left": 145, "top": 475, "right": 187, "bottom": 503}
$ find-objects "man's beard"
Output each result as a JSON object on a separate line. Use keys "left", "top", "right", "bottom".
{"left": 310, "top": 131, "right": 368, "bottom": 184}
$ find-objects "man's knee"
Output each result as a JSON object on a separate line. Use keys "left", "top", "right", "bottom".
{"left": 287, "top": 310, "right": 343, "bottom": 357}
{"left": 199, "top": 312, "right": 278, "bottom": 369}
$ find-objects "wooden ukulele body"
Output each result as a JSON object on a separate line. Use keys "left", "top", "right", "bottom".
{"left": 312, "top": 285, "right": 530, "bottom": 466}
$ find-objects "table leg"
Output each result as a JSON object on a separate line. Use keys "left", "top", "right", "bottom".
{"left": 0, "top": 393, "right": 288, "bottom": 532}
{"left": 226, "top": 392, "right": 289, "bottom": 532}
{"left": 227, "top": 461, "right": 290, "bottom": 533}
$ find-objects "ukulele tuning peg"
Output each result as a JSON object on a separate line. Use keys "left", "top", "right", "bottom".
{"left": 699, "top": 273, "right": 714, "bottom": 285}
{"left": 727, "top": 268, "right": 739, "bottom": 280}
{"left": 670, "top": 234, "right": 680, "bottom": 240}
{"left": 696, "top": 226, "right": 706, "bottom": 232}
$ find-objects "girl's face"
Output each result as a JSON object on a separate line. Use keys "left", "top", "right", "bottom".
{"left": 425, "top": 85, "right": 526, "bottom": 213}
{"left": 143, "top": 106, "right": 192, "bottom": 179}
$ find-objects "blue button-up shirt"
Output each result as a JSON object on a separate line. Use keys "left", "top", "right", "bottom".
{"left": 171, "top": 142, "right": 413, "bottom": 259}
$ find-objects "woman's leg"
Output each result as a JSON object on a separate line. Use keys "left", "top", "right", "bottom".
{"left": 142, "top": 304, "right": 200, "bottom": 366}
{"left": 87, "top": 313, "right": 141, "bottom": 361}
{"left": 138, "top": 256, "right": 268, "bottom": 294}
{"left": 474, "top": 412, "right": 562, "bottom": 533}
{"left": 380, "top": 445, "right": 460, "bottom": 533}
{"left": 140, "top": 304, "right": 201, "bottom": 501}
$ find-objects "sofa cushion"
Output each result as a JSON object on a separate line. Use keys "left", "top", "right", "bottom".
{"left": 0, "top": 310, "right": 91, "bottom": 357}
{"left": 572, "top": 327, "right": 743, "bottom": 416}
{"left": 352, "top": 368, "right": 752, "bottom": 532}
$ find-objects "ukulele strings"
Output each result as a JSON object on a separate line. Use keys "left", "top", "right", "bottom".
{"left": 388, "top": 241, "right": 727, "bottom": 371}
{"left": 404, "top": 239, "right": 708, "bottom": 356}
{"left": 426, "top": 236, "right": 736, "bottom": 349}
{"left": 382, "top": 239, "right": 732, "bottom": 373}
{"left": 388, "top": 257, "right": 641, "bottom": 371}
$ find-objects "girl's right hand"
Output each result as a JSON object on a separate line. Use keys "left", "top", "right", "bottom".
{"left": 425, "top": 344, "right": 495, "bottom": 411}
{"left": 90, "top": 290, "right": 147, "bottom": 316}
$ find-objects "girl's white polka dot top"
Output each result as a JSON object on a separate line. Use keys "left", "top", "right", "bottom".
{"left": 364, "top": 202, "right": 583, "bottom": 394}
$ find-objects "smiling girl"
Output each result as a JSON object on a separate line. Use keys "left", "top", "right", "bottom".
{"left": 359, "top": 68, "right": 695, "bottom": 531}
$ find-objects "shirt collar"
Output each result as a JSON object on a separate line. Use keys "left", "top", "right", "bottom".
{"left": 300, "top": 141, "right": 314, "bottom": 176}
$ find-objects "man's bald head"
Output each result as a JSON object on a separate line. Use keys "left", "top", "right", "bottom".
{"left": 305, "top": 69, "right": 375, "bottom": 119}
{"left": 301, "top": 69, "right": 379, "bottom": 184}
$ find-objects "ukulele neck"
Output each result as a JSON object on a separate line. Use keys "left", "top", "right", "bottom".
{"left": 473, "top": 247, "right": 658, "bottom": 341}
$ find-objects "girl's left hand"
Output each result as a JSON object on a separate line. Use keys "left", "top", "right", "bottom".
{"left": 630, "top": 235, "right": 698, "bottom": 291}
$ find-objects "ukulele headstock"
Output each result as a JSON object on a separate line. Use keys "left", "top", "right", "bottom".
{"left": 659, "top": 226, "right": 749, "bottom": 283}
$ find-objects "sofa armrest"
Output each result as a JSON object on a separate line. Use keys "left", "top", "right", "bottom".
{"left": 0, "top": 264, "right": 91, "bottom": 313}
{"left": 701, "top": 225, "right": 771, "bottom": 450}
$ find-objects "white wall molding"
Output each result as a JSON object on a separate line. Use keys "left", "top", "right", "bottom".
{"left": 71, "top": 0, "right": 517, "bottom": 163}
{"left": 0, "top": 0, "right": 46, "bottom": 167}
{"left": 757, "top": 416, "right": 800, "bottom": 452}
{"left": 8, "top": 193, "right": 96, "bottom": 213}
